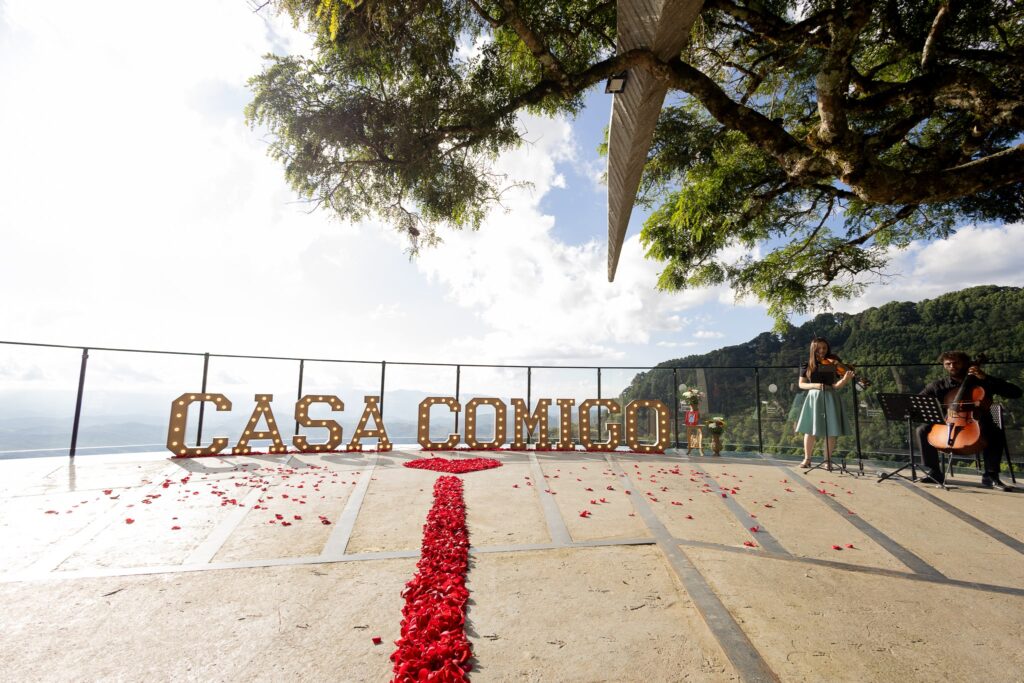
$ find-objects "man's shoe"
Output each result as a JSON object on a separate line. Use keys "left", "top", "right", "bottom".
{"left": 919, "top": 472, "right": 945, "bottom": 485}
{"left": 981, "top": 474, "right": 1014, "bottom": 492}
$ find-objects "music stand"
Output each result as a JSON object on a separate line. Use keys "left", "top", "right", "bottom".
{"left": 875, "top": 393, "right": 945, "bottom": 487}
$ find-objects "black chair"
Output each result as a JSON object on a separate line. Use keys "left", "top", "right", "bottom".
{"left": 942, "top": 403, "right": 1016, "bottom": 483}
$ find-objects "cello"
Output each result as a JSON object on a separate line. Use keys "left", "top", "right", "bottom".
{"left": 926, "top": 354, "right": 990, "bottom": 455}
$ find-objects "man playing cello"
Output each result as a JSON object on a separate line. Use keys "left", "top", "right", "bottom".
{"left": 916, "top": 351, "right": 1021, "bottom": 490}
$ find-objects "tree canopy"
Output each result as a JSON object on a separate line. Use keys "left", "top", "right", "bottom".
{"left": 247, "top": 1, "right": 1024, "bottom": 326}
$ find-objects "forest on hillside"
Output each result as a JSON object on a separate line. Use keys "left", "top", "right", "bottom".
{"left": 617, "top": 286, "right": 1024, "bottom": 465}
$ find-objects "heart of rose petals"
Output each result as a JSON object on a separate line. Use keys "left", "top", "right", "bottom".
{"left": 403, "top": 457, "right": 501, "bottom": 474}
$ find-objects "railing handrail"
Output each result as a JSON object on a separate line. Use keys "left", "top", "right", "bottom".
{"left": 3, "top": 339, "right": 1023, "bottom": 370}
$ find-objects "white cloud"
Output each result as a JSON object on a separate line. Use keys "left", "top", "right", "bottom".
{"left": 693, "top": 330, "right": 725, "bottom": 339}
{"left": 837, "top": 222, "right": 1024, "bottom": 313}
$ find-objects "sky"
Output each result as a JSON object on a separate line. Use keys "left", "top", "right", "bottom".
{"left": 2, "top": 0, "right": 1023, "bottom": 398}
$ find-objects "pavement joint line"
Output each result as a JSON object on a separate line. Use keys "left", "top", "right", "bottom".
{"left": 21, "top": 462, "right": 182, "bottom": 577}
{"left": 0, "top": 537, "right": 661, "bottom": 584}
{"left": 607, "top": 454, "right": 780, "bottom": 683}
{"left": 676, "top": 537, "right": 1024, "bottom": 599}
{"left": 528, "top": 451, "right": 572, "bottom": 546}
{"left": 688, "top": 462, "right": 791, "bottom": 557}
{"left": 183, "top": 485, "right": 266, "bottom": 565}
{"left": 319, "top": 452, "right": 380, "bottom": 559}
{"left": 896, "top": 478, "right": 1024, "bottom": 555}
{"left": 785, "top": 465, "right": 944, "bottom": 579}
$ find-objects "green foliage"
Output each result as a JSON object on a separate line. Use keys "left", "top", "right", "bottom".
{"left": 250, "top": 1, "right": 1024, "bottom": 320}
{"left": 619, "top": 285, "right": 1024, "bottom": 460}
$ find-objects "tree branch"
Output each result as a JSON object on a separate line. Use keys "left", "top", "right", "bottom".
{"left": 495, "top": 0, "right": 570, "bottom": 87}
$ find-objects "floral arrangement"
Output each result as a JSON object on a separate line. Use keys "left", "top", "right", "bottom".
{"left": 680, "top": 388, "right": 704, "bottom": 406}
{"left": 705, "top": 416, "right": 727, "bottom": 435}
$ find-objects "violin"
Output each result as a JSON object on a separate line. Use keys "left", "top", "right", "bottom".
{"left": 821, "top": 356, "right": 871, "bottom": 389}
{"left": 926, "top": 354, "right": 990, "bottom": 455}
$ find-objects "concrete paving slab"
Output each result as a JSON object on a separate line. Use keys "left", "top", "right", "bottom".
{"left": 686, "top": 546, "right": 1024, "bottom": 683}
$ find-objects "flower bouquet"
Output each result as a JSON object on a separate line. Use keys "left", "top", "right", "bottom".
{"left": 705, "top": 416, "right": 727, "bottom": 435}
{"left": 705, "top": 416, "right": 726, "bottom": 456}
{"left": 680, "top": 388, "right": 704, "bottom": 408}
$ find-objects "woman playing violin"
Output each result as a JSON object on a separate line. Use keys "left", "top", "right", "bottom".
{"left": 795, "top": 337, "right": 855, "bottom": 470}
{"left": 916, "top": 351, "right": 1021, "bottom": 490}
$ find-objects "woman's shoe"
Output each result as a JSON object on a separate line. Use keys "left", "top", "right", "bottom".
{"left": 799, "top": 459, "right": 812, "bottom": 468}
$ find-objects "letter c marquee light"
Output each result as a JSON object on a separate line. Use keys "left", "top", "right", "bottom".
{"left": 167, "top": 393, "right": 233, "bottom": 458}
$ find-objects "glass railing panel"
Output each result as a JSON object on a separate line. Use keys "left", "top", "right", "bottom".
{"left": 75, "top": 350, "right": 204, "bottom": 455}
{"left": 300, "top": 359, "right": 388, "bottom": 447}
{"left": 701, "top": 367, "right": 758, "bottom": 455}
{"left": 381, "top": 363, "right": 458, "bottom": 444}
{"left": 0, "top": 344, "right": 83, "bottom": 458}
{"left": 455, "top": 365, "right": 527, "bottom": 445}
{"left": 756, "top": 366, "right": 805, "bottom": 459}
{"left": 526, "top": 367, "right": 599, "bottom": 445}
{"left": 196, "top": 356, "right": 301, "bottom": 453}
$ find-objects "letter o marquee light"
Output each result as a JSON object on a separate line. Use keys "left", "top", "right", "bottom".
{"left": 464, "top": 398, "right": 507, "bottom": 449}
{"left": 167, "top": 393, "right": 233, "bottom": 458}
{"left": 418, "top": 397, "right": 461, "bottom": 451}
{"left": 578, "top": 399, "right": 622, "bottom": 451}
{"left": 624, "top": 399, "right": 671, "bottom": 452}
{"left": 293, "top": 395, "right": 345, "bottom": 452}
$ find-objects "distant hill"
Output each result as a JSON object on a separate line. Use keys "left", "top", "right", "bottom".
{"left": 619, "top": 285, "right": 1024, "bottom": 457}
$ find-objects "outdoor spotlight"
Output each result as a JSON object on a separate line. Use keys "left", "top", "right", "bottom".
{"left": 604, "top": 71, "right": 628, "bottom": 94}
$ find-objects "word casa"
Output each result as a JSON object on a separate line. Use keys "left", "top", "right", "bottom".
{"left": 166, "top": 393, "right": 672, "bottom": 458}
{"left": 418, "top": 396, "right": 671, "bottom": 452}
{"left": 167, "top": 393, "right": 391, "bottom": 457}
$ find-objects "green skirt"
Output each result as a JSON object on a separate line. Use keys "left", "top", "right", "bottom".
{"left": 794, "top": 388, "right": 852, "bottom": 437}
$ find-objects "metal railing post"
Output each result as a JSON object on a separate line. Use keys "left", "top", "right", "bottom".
{"left": 196, "top": 352, "right": 210, "bottom": 447}
{"left": 672, "top": 367, "right": 680, "bottom": 449}
{"left": 755, "top": 367, "right": 764, "bottom": 455}
{"left": 69, "top": 348, "right": 89, "bottom": 458}
{"left": 852, "top": 382, "right": 863, "bottom": 467}
{"left": 295, "top": 359, "right": 305, "bottom": 437}
{"left": 526, "top": 366, "right": 532, "bottom": 445}
{"left": 596, "top": 368, "right": 602, "bottom": 441}
{"left": 454, "top": 365, "right": 461, "bottom": 433}
{"left": 379, "top": 360, "right": 386, "bottom": 420}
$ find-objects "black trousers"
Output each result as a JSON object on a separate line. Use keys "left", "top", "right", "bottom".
{"left": 916, "top": 420, "right": 1006, "bottom": 475}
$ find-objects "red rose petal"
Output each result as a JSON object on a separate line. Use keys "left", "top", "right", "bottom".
{"left": 832, "top": 545, "right": 842, "bottom": 550}
{"left": 125, "top": 518, "right": 134, "bottom": 524}
{"left": 372, "top": 636, "right": 382, "bottom": 645}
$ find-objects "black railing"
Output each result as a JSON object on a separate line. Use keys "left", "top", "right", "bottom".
{"left": 1, "top": 339, "right": 1021, "bottom": 472}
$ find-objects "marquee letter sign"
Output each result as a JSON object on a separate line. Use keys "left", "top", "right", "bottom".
{"left": 167, "top": 393, "right": 232, "bottom": 457}
{"left": 625, "top": 400, "right": 671, "bottom": 452}
{"left": 418, "top": 397, "right": 461, "bottom": 451}
{"left": 464, "top": 397, "right": 507, "bottom": 449}
{"left": 510, "top": 398, "right": 551, "bottom": 449}
{"left": 347, "top": 396, "right": 392, "bottom": 452}
{"left": 577, "top": 399, "right": 622, "bottom": 451}
{"left": 167, "top": 391, "right": 672, "bottom": 457}
{"left": 293, "top": 395, "right": 345, "bottom": 452}
{"left": 233, "top": 394, "right": 287, "bottom": 454}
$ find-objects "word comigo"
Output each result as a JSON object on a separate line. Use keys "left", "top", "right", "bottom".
{"left": 166, "top": 393, "right": 671, "bottom": 457}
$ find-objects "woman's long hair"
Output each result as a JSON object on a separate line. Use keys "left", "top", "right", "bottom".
{"left": 806, "top": 337, "right": 831, "bottom": 380}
